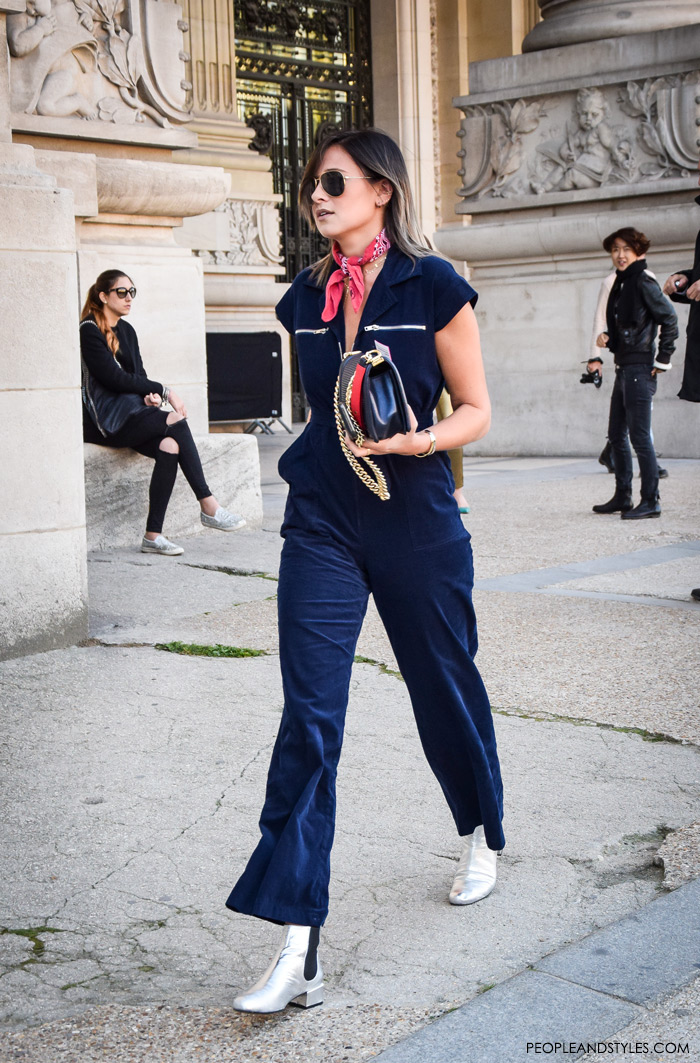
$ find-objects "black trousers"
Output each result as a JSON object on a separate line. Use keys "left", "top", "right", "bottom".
{"left": 608, "top": 364, "right": 659, "bottom": 502}
{"left": 97, "top": 409, "right": 211, "bottom": 533}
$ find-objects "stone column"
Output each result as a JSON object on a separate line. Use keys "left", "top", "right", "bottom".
{"left": 0, "top": 4, "right": 88, "bottom": 659}
{"left": 524, "top": 0, "right": 700, "bottom": 52}
{"left": 371, "top": 0, "right": 437, "bottom": 239}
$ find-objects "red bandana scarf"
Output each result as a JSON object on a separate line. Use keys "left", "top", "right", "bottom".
{"left": 321, "top": 229, "right": 391, "bottom": 323}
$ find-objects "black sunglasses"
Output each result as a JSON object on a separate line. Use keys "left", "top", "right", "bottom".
{"left": 108, "top": 286, "right": 137, "bottom": 299}
{"left": 313, "top": 170, "right": 370, "bottom": 197}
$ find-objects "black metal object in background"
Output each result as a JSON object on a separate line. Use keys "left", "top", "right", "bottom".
{"left": 207, "top": 332, "right": 283, "bottom": 427}
{"left": 234, "top": 0, "right": 373, "bottom": 418}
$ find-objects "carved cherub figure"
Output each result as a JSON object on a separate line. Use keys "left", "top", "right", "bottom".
{"left": 9, "top": 0, "right": 98, "bottom": 119}
{"left": 533, "top": 88, "right": 631, "bottom": 194}
{"left": 7, "top": 0, "right": 57, "bottom": 58}
{"left": 36, "top": 50, "right": 98, "bottom": 119}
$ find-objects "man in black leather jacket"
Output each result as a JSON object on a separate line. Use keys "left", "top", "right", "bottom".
{"left": 663, "top": 195, "right": 700, "bottom": 600}
{"left": 591, "top": 227, "right": 678, "bottom": 520}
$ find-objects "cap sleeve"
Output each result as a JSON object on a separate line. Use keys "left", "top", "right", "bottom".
{"left": 276, "top": 284, "right": 295, "bottom": 334}
{"left": 428, "top": 257, "right": 478, "bottom": 332}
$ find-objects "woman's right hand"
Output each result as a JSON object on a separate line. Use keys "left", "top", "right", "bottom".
{"left": 144, "top": 392, "right": 161, "bottom": 407}
{"left": 596, "top": 332, "right": 609, "bottom": 348}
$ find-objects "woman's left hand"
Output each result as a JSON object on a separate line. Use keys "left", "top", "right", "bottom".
{"left": 346, "top": 407, "right": 433, "bottom": 458}
{"left": 144, "top": 392, "right": 161, "bottom": 407}
{"left": 168, "top": 389, "right": 188, "bottom": 418}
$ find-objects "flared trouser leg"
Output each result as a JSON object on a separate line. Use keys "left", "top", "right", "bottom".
{"left": 367, "top": 536, "right": 504, "bottom": 852}
{"left": 226, "top": 529, "right": 505, "bottom": 926}
{"left": 226, "top": 532, "right": 370, "bottom": 926}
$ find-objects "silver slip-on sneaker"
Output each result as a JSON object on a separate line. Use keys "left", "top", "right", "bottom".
{"left": 200, "top": 506, "right": 246, "bottom": 531}
{"left": 141, "top": 535, "right": 184, "bottom": 556}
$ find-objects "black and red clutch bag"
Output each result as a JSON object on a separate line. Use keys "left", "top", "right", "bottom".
{"left": 333, "top": 342, "right": 410, "bottom": 500}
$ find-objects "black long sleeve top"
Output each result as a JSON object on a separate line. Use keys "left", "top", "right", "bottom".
{"left": 80, "top": 315, "right": 163, "bottom": 442}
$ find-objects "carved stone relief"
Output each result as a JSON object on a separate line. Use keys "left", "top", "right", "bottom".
{"left": 195, "top": 199, "right": 283, "bottom": 269}
{"left": 458, "top": 72, "right": 700, "bottom": 203}
{"left": 9, "top": 0, "right": 192, "bottom": 127}
{"left": 531, "top": 88, "right": 635, "bottom": 194}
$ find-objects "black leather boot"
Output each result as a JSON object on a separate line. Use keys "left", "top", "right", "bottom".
{"left": 621, "top": 498, "right": 661, "bottom": 520}
{"left": 592, "top": 493, "right": 633, "bottom": 514}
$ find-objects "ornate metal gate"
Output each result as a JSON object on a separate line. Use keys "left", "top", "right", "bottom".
{"left": 234, "top": 0, "right": 373, "bottom": 416}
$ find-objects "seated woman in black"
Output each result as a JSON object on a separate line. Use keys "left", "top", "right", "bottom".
{"left": 80, "top": 269, "right": 245, "bottom": 554}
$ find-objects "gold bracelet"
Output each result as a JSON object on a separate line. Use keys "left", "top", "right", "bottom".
{"left": 415, "top": 429, "right": 436, "bottom": 458}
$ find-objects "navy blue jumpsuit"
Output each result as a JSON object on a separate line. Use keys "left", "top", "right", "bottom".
{"left": 226, "top": 248, "right": 505, "bottom": 927}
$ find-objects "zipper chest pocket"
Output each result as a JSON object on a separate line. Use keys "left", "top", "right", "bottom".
{"left": 295, "top": 328, "right": 329, "bottom": 335}
{"left": 363, "top": 324, "right": 427, "bottom": 333}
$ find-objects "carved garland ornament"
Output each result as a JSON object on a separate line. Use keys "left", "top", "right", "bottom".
{"left": 196, "top": 199, "right": 283, "bottom": 269}
{"left": 9, "top": 0, "right": 191, "bottom": 127}
{"left": 458, "top": 73, "right": 700, "bottom": 202}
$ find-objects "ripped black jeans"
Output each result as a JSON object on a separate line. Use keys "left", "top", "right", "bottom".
{"left": 99, "top": 409, "right": 211, "bottom": 533}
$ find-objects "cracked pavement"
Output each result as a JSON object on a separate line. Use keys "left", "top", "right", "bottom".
{"left": 0, "top": 441, "right": 699, "bottom": 1061}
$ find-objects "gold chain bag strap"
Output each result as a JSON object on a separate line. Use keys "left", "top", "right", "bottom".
{"left": 333, "top": 349, "right": 391, "bottom": 501}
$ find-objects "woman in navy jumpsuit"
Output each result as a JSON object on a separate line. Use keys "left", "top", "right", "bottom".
{"left": 227, "top": 129, "right": 505, "bottom": 1014}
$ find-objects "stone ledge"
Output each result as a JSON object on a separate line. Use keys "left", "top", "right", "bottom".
{"left": 84, "top": 433, "right": 262, "bottom": 551}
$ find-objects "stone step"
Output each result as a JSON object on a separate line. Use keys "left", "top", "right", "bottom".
{"left": 84, "top": 433, "right": 262, "bottom": 551}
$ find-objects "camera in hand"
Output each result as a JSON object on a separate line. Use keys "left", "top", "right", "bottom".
{"left": 580, "top": 367, "right": 602, "bottom": 388}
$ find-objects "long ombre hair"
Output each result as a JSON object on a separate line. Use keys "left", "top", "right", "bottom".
{"left": 80, "top": 269, "right": 132, "bottom": 357}
{"left": 299, "top": 128, "right": 433, "bottom": 283}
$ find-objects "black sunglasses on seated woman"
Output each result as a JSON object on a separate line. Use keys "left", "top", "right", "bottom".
{"left": 108, "top": 286, "right": 137, "bottom": 299}
{"left": 313, "top": 170, "right": 371, "bottom": 197}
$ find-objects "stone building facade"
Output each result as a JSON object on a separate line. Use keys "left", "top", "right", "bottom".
{"left": 2, "top": 0, "right": 698, "bottom": 660}
{"left": 435, "top": 0, "right": 700, "bottom": 456}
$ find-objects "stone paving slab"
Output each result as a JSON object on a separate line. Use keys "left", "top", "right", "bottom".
{"left": 462, "top": 457, "right": 699, "bottom": 581}
{"left": 474, "top": 591, "right": 700, "bottom": 744}
{"left": 536, "top": 878, "right": 700, "bottom": 1004}
{"left": 477, "top": 541, "right": 700, "bottom": 594}
{"left": 372, "top": 970, "right": 643, "bottom": 1063}
{"left": 85, "top": 534, "right": 700, "bottom": 747}
{"left": 356, "top": 588, "right": 700, "bottom": 744}
{"left": 87, "top": 531, "right": 283, "bottom": 646}
{"left": 554, "top": 555, "right": 700, "bottom": 603}
{"left": 579, "top": 976, "right": 700, "bottom": 1062}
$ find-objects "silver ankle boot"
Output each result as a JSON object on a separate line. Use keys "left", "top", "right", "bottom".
{"left": 233, "top": 925, "right": 324, "bottom": 1014}
{"left": 449, "top": 825, "right": 499, "bottom": 905}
